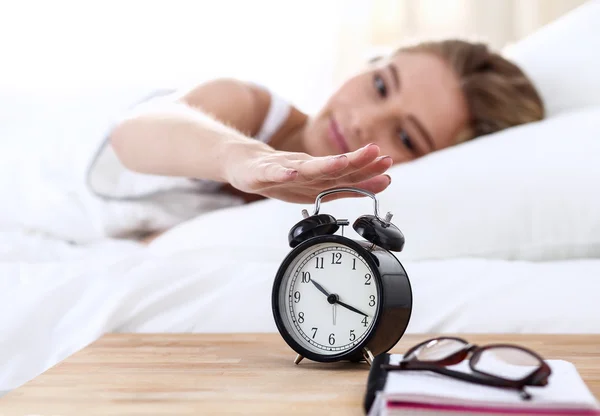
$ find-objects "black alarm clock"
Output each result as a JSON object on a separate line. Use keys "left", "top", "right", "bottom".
{"left": 271, "top": 187, "right": 413, "bottom": 366}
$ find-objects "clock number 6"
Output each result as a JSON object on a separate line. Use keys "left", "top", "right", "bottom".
{"left": 329, "top": 333, "right": 335, "bottom": 345}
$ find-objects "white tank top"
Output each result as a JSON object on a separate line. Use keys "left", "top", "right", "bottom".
{"left": 86, "top": 85, "right": 291, "bottom": 200}
{"left": 84, "top": 85, "right": 292, "bottom": 237}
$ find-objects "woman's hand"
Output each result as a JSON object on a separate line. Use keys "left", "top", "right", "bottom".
{"left": 224, "top": 142, "right": 393, "bottom": 203}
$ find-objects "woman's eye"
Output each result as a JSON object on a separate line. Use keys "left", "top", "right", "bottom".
{"left": 373, "top": 74, "right": 387, "bottom": 98}
{"left": 399, "top": 130, "right": 414, "bottom": 152}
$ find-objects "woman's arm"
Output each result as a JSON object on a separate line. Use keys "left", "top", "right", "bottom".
{"left": 109, "top": 79, "right": 393, "bottom": 203}
{"left": 109, "top": 78, "right": 270, "bottom": 182}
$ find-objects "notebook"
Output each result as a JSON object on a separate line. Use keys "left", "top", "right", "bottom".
{"left": 364, "top": 354, "right": 600, "bottom": 416}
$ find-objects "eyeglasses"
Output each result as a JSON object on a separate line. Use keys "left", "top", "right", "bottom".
{"left": 381, "top": 337, "right": 552, "bottom": 400}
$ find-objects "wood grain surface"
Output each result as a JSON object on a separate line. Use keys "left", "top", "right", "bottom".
{"left": 1, "top": 333, "right": 598, "bottom": 415}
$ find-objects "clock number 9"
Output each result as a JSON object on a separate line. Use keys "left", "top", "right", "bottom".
{"left": 294, "top": 291, "right": 301, "bottom": 303}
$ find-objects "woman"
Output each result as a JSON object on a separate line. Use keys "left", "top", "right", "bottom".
{"left": 88, "top": 39, "right": 544, "bottom": 240}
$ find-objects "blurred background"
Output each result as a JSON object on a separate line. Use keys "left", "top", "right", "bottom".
{"left": 0, "top": 0, "right": 588, "bottom": 114}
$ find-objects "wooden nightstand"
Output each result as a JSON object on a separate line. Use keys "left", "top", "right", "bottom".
{"left": 1, "top": 334, "right": 598, "bottom": 415}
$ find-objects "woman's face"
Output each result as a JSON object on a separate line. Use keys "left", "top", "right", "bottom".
{"left": 303, "top": 51, "right": 469, "bottom": 162}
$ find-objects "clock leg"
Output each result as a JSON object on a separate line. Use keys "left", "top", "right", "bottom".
{"left": 362, "top": 347, "right": 375, "bottom": 366}
{"left": 294, "top": 354, "right": 304, "bottom": 365}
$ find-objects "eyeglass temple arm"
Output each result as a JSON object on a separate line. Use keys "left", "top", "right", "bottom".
{"left": 380, "top": 364, "right": 520, "bottom": 389}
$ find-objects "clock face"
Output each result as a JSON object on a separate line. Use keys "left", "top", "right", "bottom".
{"left": 274, "top": 240, "right": 380, "bottom": 357}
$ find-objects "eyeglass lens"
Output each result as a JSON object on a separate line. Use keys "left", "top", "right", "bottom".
{"left": 472, "top": 347, "right": 542, "bottom": 381}
{"left": 411, "top": 339, "right": 467, "bottom": 361}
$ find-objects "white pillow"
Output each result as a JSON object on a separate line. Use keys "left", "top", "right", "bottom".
{"left": 150, "top": 106, "right": 600, "bottom": 262}
{"left": 504, "top": 0, "right": 600, "bottom": 118}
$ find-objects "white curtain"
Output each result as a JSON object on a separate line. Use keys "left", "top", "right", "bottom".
{"left": 0, "top": 0, "right": 344, "bottom": 112}
{"left": 332, "top": 0, "right": 591, "bottom": 83}
{"left": 0, "top": 0, "right": 590, "bottom": 113}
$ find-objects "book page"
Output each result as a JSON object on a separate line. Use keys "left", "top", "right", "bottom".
{"left": 383, "top": 355, "right": 599, "bottom": 410}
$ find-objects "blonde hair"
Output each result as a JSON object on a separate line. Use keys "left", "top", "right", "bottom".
{"left": 399, "top": 40, "right": 545, "bottom": 143}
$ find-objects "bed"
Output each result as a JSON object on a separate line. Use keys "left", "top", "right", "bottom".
{"left": 1, "top": 230, "right": 599, "bottom": 393}
{"left": 1, "top": 0, "right": 600, "bottom": 395}
{"left": 4, "top": 210, "right": 599, "bottom": 393}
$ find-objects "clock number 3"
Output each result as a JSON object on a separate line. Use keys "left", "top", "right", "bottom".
{"left": 369, "top": 295, "right": 376, "bottom": 307}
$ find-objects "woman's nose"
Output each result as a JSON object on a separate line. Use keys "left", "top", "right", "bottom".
{"left": 349, "top": 109, "right": 384, "bottom": 145}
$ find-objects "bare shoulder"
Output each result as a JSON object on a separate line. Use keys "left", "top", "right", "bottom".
{"left": 177, "top": 78, "right": 270, "bottom": 137}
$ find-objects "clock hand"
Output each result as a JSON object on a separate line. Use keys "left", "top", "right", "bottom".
{"left": 333, "top": 304, "right": 337, "bottom": 325}
{"left": 310, "top": 279, "right": 331, "bottom": 298}
{"left": 312, "top": 278, "right": 369, "bottom": 317}
{"left": 335, "top": 299, "right": 369, "bottom": 317}
{"left": 312, "top": 281, "right": 346, "bottom": 313}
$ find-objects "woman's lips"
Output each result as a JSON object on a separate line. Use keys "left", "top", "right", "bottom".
{"left": 328, "top": 117, "right": 351, "bottom": 154}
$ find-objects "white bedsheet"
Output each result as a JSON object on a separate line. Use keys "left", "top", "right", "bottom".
{"left": 1, "top": 230, "right": 599, "bottom": 392}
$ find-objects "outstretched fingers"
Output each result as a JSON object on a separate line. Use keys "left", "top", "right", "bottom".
{"left": 338, "top": 155, "right": 393, "bottom": 184}
{"left": 291, "top": 153, "right": 393, "bottom": 192}
{"left": 260, "top": 164, "right": 298, "bottom": 184}
{"left": 245, "top": 143, "right": 393, "bottom": 202}
{"left": 292, "top": 154, "right": 350, "bottom": 181}
{"left": 344, "top": 143, "right": 382, "bottom": 171}
{"left": 347, "top": 174, "right": 392, "bottom": 195}
{"left": 292, "top": 143, "right": 382, "bottom": 182}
